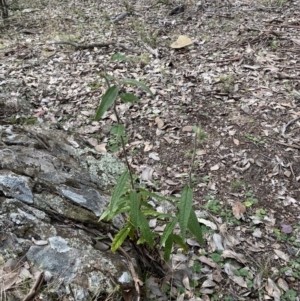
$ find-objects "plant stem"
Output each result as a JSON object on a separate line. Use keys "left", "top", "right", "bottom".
{"left": 112, "top": 103, "right": 135, "bottom": 190}
{"left": 101, "top": 70, "right": 135, "bottom": 190}
{"left": 188, "top": 132, "right": 197, "bottom": 187}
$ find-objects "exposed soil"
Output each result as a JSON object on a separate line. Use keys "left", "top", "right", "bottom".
{"left": 1, "top": 0, "right": 300, "bottom": 299}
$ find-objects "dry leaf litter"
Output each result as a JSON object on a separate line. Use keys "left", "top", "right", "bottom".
{"left": 1, "top": 0, "right": 300, "bottom": 299}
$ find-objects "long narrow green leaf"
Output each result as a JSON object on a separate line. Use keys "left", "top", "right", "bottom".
{"left": 142, "top": 210, "right": 172, "bottom": 219}
{"left": 111, "top": 222, "right": 132, "bottom": 252}
{"left": 100, "top": 197, "right": 129, "bottom": 221}
{"left": 107, "top": 205, "right": 130, "bottom": 220}
{"left": 109, "top": 171, "right": 129, "bottom": 212}
{"left": 164, "top": 234, "right": 174, "bottom": 261}
{"left": 160, "top": 215, "right": 179, "bottom": 246}
{"left": 95, "top": 86, "right": 119, "bottom": 121}
{"left": 122, "top": 78, "right": 154, "bottom": 97}
{"left": 138, "top": 211, "right": 154, "bottom": 248}
{"left": 130, "top": 191, "right": 139, "bottom": 228}
{"left": 138, "top": 188, "right": 180, "bottom": 203}
{"left": 119, "top": 93, "right": 140, "bottom": 103}
{"left": 178, "top": 186, "right": 193, "bottom": 241}
{"left": 99, "top": 207, "right": 111, "bottom": 221}
{"left": 188, "top": 210, "right": 204, "bottom": 245}
{"left": 172, "top": 234, "right": 188, "bottom": 252}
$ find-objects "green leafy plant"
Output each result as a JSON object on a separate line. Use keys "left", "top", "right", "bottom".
{"left": 219, "top": 73, "right": 235, "bottom": 93}
{"left": 245, "top": 134, "right": 265, "bottom": 145}
{"left": 202, "top": 175, "right": 210, "bottom": 183}
{"left": 270, "top": 40, "right": 279, "bottom": 50}
{"left": 192, "top": 261, "right": 202, "bottom": 273}
{"left": 95, "top": 53, "right": 205, "bottom": 260}
{"left": 230, "top": 179, "right": 245, "bottom": 192}
{"left": 131, "top": 21, "right": 159, "bottom": 48}
{"left": 244, "top": 190, "right": 259, "bottom": 207}
{"left": 210, "top": 252, "right": 222, "bottom": 263}
{"left": 204, "top": 196, "right": 222, "bottom": 214}
{"left": 282, "top": 290, "right": 297, "bottom": 301}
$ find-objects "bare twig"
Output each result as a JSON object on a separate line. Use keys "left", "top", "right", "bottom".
{"left": 281, "top": 116, "right": 300, "bottom": 137}
{"left": 22, "top": 272, "right": 44, "bottom": 301}
{"left": 49, "top": 41, "right": 136, "bottom": 53}
{"left": 111, "top": 12, "right": 130, "bottom": 23}
{"left": 142, "top": 42, "right": 160, "bottom": 58}
{"left": 48, "top": 41, "right": 112, "bottom": 50}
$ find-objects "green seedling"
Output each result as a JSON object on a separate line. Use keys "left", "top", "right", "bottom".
{"left": 95, "top": 53, "right": 205, "bottom": 261}
{"left": 192, "top": 261, "right": 202, "bottom": 273}
{"left": 204, "top": 196, "right": 222, "bottom": 214}
{"left": 210, "top": 252, "right": 222, "bottom": 263}
{"left": 282, "top": 290, "right": 297, "bottom": 301}
{"left": 202, "top": 176, "right": 210, "bottom": 183}
{"left": 219, "top": 74, "right": 235, "bottom": 93}
{"left": 245, "top": 134, "right": 265, "bottom": 145}
{"left": 255, "top": 208, "right": 266, "bottom": 217}
{"left": 270, "top": 40, "right": 278, "bottom": 50}
{"left": 231, "top": 180, "right": 245, "bottom": 192}
{"left": 244, "top": 190, "right": 258, "bottom": 207}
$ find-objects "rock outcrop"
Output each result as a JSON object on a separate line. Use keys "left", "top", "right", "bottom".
{"left": 0, "top": 125, "right": 138, "bottom": 301}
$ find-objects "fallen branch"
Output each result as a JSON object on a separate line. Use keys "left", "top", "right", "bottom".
{"left": 275, "top": 141, "right": 300, "bottom": 149}
{"left": 49, "top": 41, "right": 136, "bottom": 53}
{"left": 111, "top": 12, "right": 130, "bottom": 23}
{"left": 281, "top": 116, "right": 300, "bottom": 138}
{"left": 49, "top": 41, "right": 112, "bottom": 50}
{"left": 22, "top": 272, "right": 44, "bottom": 301}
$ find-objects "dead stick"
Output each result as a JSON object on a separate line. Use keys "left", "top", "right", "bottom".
{"left": 22, "top": 272, "right": 44, "bottom": 301}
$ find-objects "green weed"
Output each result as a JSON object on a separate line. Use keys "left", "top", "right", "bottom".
{"left": 95, "top": 53, "right": 205, "bottom": 261}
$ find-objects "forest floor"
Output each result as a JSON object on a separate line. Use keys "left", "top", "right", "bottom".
{"left": 1, "top": 0, "right": 300, "bottom": 300}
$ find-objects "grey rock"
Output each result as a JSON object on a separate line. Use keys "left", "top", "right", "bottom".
{"left": 0, "top": 125, "right": 137, "bottom": 301}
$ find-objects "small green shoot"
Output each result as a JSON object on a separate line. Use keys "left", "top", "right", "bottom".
{"left": 244, "top": 190, "right": 258, "bottom": 207}
{"left": 245, "top": 134, "right": 265, "bottom": 145}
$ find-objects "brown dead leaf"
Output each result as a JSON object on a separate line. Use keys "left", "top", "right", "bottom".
{"left": 141, "top": 167, "right": 154, "bottom": 181}
{"left": 155, "top": 117, "right": 164, "bottom": 129}
{"left": 33, "top": 110, "right": 46, "bottom": 117}
{"left": 277, "top": 278, "right": 289, "bottom": 291}
{"left": 266, "top": 278, "right": 281, "bottom": 301}
{"left": 149, "top": 152, "right": 160, "bottom": 161}
{"left": 182, "top": 125, "right": 193, "bottom": 132}
{"left": 182, "top": 272, "right": 191, "bottom": 290}
{"left": 165, "top": 179, "right": 179, "bottom": 185}
{"left": 196, "top": 149, "right": 206, "bottom": 155}
{"left": 144, "top": 141, "right": 153, "bottom": 152}
{"left": 86, "top": 137, "right": 98, "bottom": 147}
{"left": 210, "top": 164, "right": 219, "bottom": 171}
{"left": 0, "top": 271, "right": 19, "bottom": 291}
{"left": 292, "top": 38, "right": 300, "bottom": 46}
{"left": 230, "top": 275, "right": 248, "bottom": 288}
{"left": 170, "top": 35, "right": 193, "bottom": 49}
{"left": 222, "top": 250, "right": 247, "bottom": 264}
{"left": 198, "top": 256, "right": 218, "bottom": 268}
{"left": 95, "top": 143, "right": 107, "bottom": 153}
{"left": 232, "top": 201, "right": 246, "bottom": 219}
{"left": 233, "top": 138, "right": 240, "bottom": 145}
{"left": 274, "top": 249, "right": 289, "bottom": 262}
